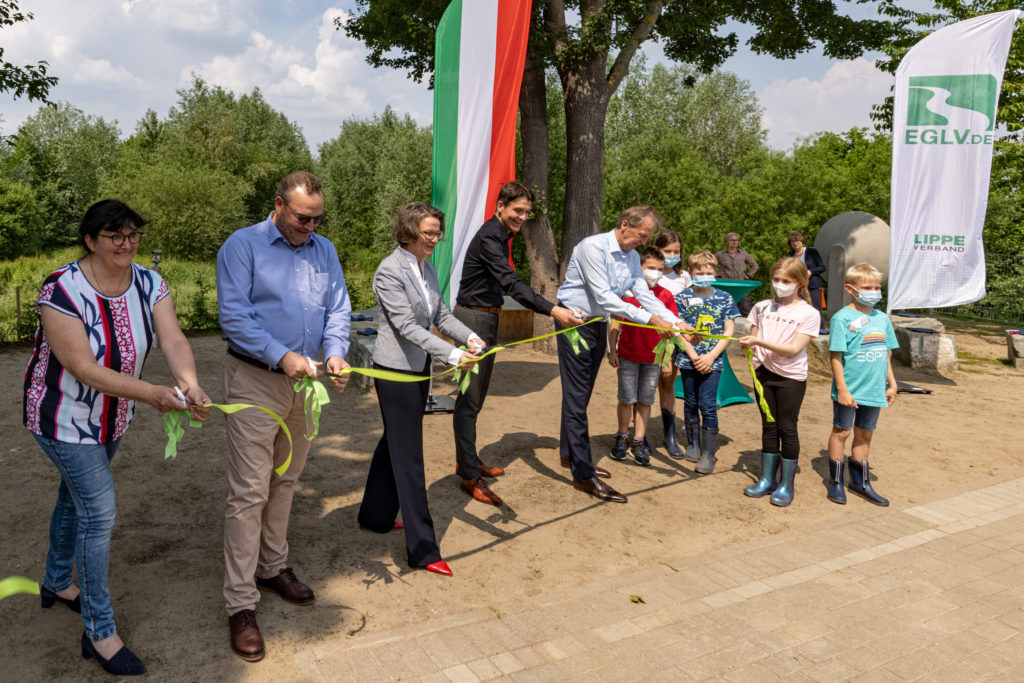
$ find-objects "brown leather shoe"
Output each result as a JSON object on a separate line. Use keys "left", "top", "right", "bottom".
{"left": 255, "top": 567, "right": 315, "bottom": 606}
{"left": 460, "top": 477, "right": 502, "bottom": 505}
{"left": 228, "top": 609, "right": 265, "bottom": 662}
{"left": 477, "top": 458, "right": 504, "bottom": 477}
{"left": 573, "top": 477, "right": 628, "bottom": 503}
{"left": 560, "top": 458, "right": 611, "bottom": 479}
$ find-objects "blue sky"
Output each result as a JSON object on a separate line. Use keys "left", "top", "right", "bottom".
{"left": 0, "top": 1, "right": 903, "bottom": 152}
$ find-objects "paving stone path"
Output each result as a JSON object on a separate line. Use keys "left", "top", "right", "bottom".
{"left": 297, "top": 476, "right": 1024, "bottom": 681}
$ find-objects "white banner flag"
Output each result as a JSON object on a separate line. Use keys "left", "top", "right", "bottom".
{"left": 888, "top": 10, "right": 1020, "bottom": 311}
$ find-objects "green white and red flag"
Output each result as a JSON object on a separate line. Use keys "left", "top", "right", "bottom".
{"left": 430, "top": 0, "right": 532, "bottom": 305}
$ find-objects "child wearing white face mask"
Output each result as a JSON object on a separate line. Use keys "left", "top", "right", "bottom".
{"left": 825, "top": 263, "right": 899, "bottom": 507}
{"left": 673, "top": 250, "right": 739, "bottom": 474}
{"left": 737, "top": 257, "right": 820, "bottom": 507}
{"left": 652, "top": 230, "right": 692, "bottom": 459}
{"left": 606, "top": 247, "right": 678, "bottom": 466}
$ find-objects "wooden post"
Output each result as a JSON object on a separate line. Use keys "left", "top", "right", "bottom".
{"left": 15, "top": 286, "right": 21, "bottom": 335}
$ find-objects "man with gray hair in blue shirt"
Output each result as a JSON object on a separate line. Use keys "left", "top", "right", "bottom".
{"left": 216, "top": 171, "right": 351, "bottom": 662}
{"left": 556, "top": 205, "right": 692, "bottom": 504}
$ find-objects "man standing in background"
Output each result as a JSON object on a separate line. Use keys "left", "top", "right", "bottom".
{"left": 715, "top": 232, "right": 758, "bottom": 315}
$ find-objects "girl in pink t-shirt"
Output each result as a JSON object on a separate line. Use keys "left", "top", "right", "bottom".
{"left": 737, "top": 258, "right": 820, "bottom": 507}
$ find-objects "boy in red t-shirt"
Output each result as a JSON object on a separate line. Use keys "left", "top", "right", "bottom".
{"left": 607, "top": 247, "right": 679, "bottom": 465}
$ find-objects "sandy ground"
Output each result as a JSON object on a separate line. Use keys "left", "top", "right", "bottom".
{"left": 2, "top": 318, "right": 1023, "bottom": 681}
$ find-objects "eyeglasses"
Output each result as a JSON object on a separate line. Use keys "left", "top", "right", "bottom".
{"left": 96, "top": 231, "right": 143, "bottom": 246}
{"left": 420, "top": 230, "right": 443, "bottom": 242}
{"left": 285, "top": 200, "right": 325, "bottom": 226}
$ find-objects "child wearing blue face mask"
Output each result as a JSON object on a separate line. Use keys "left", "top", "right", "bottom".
{"left": 825, "top": 263, "right": 899, "bottom": 507}
{"left": 673, "top": 250, "right": 740, "bottom": 474}
{"left": 653, "top": 230, "right": 692, "bottom": 459}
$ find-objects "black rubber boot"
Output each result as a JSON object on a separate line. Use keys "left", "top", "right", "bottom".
{"left": 826, "top": 458, "right": 846, "bottom": 504}
{"left": 744, "top": 452, "right": 780, "bottom": 498}
{"left": 848, "top": 459, "right": 889, "bottom": 506}
{"left": 695, "top": 427, "right": 718, "bottom": 474}
{"left": 661, "top": 411, "right": 685, "bottom": 459}
{"left": 684, "top": 418, "right": 701, "bottom": 463}
{"left": 770, "top": 457, "right": 798, "bottom": 507}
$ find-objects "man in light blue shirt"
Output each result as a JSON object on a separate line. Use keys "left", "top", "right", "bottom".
{"left": 555, "top": 205, "right": 689, "bottom": 504}
{"left": 217, "top": 171, "right": 351, "bottom": 662}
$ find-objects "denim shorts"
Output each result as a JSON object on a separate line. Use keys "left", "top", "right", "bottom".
{"left": 833, "top": 402, "right": 881, "bottom": 431}
{"left": 617, "top": 358, "right": 660, "bottom": 405}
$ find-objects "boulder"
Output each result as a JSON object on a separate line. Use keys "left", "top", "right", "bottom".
{"left": 346, "top": 307, "right": 379, "bottom": 391}
{"left": 806, "top": 334, "right": 832, "bottom": 376}
{"left": 1007, "top": 330, "right": 1024, "bottom": 370}
{"left": 732, "top": 317, "right": 752, "bottom": 338}
{"left": 892, "top": 325, "right": 957, "bottom": 376}
{"left": 890, "top": 315, "right": 945, "bottom": 333}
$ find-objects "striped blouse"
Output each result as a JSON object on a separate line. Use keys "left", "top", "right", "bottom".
{"left": 23, "top": 261, "right": 168, "bottom": 443}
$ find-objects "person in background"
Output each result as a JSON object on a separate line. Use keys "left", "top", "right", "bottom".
{"left": 606, "top": 247, "right": 678, "bottom": 466}
{"left": 25, "top": 199, "right": 212, "bottom": 676}
{"left": 653, "top": 230, "right": 691, "bottom": 459}
{"left": 714, "top": 232, "right": 758, "bottom": 316}
{"left": 673, "top": 251, "right": 740, "bottom": 474}
{"left": 787, "top": 231, "right": 826, "bottom": 321}
{"left": 825, "top": 263, "right": 898, "bottom": 507}
{"left": 738, "top": 257, "right": 820, "bottom": 507}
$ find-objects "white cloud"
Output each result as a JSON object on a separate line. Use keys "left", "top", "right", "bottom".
{"left": 760, "top": 58, "right": 894, "bottom": 150}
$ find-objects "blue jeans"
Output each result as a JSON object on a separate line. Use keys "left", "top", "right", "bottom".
{"left": 34, "top": 434, "right": 121, "bottom": 641}
{"left": 680, "top": 368, "right": 721, "bottom": 429}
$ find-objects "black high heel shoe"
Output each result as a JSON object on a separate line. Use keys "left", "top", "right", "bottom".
{"left": 40, "top": 586, "right": 81, "bottom": 614}
{"left": 80, "top": 633, "right": 146, "bottom": 676}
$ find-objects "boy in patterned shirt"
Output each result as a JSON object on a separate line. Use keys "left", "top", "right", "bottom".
{"left": 674, "top": 251, "right": 740, "bottom": 474}
{"left": 826, "top": 263, "right": 899, "bottom": 506}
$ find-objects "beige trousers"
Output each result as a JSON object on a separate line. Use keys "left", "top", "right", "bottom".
{"left": 222, "top": 354, "right": 313, "bottom": 615}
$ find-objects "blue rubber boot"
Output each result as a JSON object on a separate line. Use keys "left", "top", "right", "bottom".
{"left": 744, "top": 452, "right": 780, "bottom": 498}
{"left": 770, "top": 458, "right": 798, "bottom": 507}
{"left": 695, "top": 427, "right": 718, "bottom": 474}
{"left": 684, "top": 419, "right": 701, "bottom": 463}
{"left": 826, "top": 458, "right": 846, "bottom": 504}
{"left": 848, "top": 459, "right": 889, "bottom": 506}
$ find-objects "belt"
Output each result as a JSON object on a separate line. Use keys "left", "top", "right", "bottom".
{"left": 228, "top": 347, "right": 285, "bottom": 374}
{"left": 457, "top": 303, "right": 501, "bottom": 315}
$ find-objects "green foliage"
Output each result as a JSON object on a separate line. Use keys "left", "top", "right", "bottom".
{"left": 318, "top": 106, "right": 432, "bottom": 276}
{"left": 101, "top": 77, "right": 313, "bottom": 259}
{"left": 0, "top": 1, "right": 57, "bottom": 102}
{"left": 4, "top": 102, "right": 121, "bottom": 247}
{"left": 0, "top": 177, "right": 43, "bottom": 256}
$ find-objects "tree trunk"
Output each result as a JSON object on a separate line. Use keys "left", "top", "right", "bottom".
{"left": 559, "top": 58, "right": 611, "bottom": 279}
{"left": 519, "top": 51, "right": 561, "bottom": 351}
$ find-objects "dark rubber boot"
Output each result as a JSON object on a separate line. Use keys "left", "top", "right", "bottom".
{"left": 848, "top": 459, "right": 889, "bottom": 506}
{"left": 684, "top": 418, "right": 701, "bottom": 463}
{"left": 826, "top": 458, "right": 846, "bottom": 504}
{"left": 744, "top": 452, "right": 780, "bottom": 497}
{"left": 661, "top": 411, "right": 685, "bottom": 459}
{"left": 695, "top": 427, "right": 719, "bottom": 474}
{"left": 770, "top": 458, "right": 798, "bottom": 507}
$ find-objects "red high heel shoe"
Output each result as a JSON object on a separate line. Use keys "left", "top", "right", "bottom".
{"left": 424, "top": 560, "right": 452, "bottom": 576}
{"left": 358, "top": 521, "right": 404, "bottom": 532}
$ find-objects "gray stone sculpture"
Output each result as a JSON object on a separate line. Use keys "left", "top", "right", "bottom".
{"left": 813, "top": 211, "right": 891, "bottom": 314}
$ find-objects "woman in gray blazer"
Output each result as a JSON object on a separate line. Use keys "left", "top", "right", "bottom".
{"left": 357, "top": 202, "right": 481, "bottom": 576}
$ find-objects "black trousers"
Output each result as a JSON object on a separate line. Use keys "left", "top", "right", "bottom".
{"left": 452, "top": 306, "right": 500, "bottom": 480}
{"left": 556, "top": 319, "right": 608, "bottom": 480}
{"left": 755, "top": 366, "right": 806, "bottom": 461}
{"left": 357, "top": 360, "right": 440, "bottom": 568}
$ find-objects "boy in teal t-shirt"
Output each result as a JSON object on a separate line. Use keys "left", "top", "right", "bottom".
{"left": 826, "top": 263, "right": 899, "bottom": 507}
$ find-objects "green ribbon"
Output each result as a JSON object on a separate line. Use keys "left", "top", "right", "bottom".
{"left": 618, "top": 321, "right": 774, "bottom": 423}
{"left": 452, "top": 346, "right": 483, "bottom": 394}
{"left": 295, "top": 376, "right": 330, "bottom": 440}
{"left": 162, "top": 403, "right": 295, "bottom": 476}
{"left": 652, "top": 336, "right": 687, "bottom": 368}
{"left": 563, "top": 326, "right": 589, "bottom": 354}
{"left": 0, "top": 576, "right": 40, "bottom": 602}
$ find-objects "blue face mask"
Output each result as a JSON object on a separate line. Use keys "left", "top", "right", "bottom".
{"left": 854, "top": 288, "right": 882, "bottom": 307}
{"left": 692, "top": 275, "right": 716, "bottom": 289}
{"left": 663, "top": 255, "right": 681, "bottom": 268}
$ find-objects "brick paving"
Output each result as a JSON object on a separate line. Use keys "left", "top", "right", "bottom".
{"left": 304, "top": 477, "right": 1024, "bottom": 681}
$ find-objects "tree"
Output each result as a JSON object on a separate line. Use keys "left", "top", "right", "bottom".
{"left": 0, "top": 1, "right": 57, "bottom": 102}
{"left": 342, "top": 0, "right": 897, "bottom": 325}
{"left": 3, "top": 102, "right": 120, "bottom": 247}
{"left": 0, "top": 176, "right": 43, "bottom": 256}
